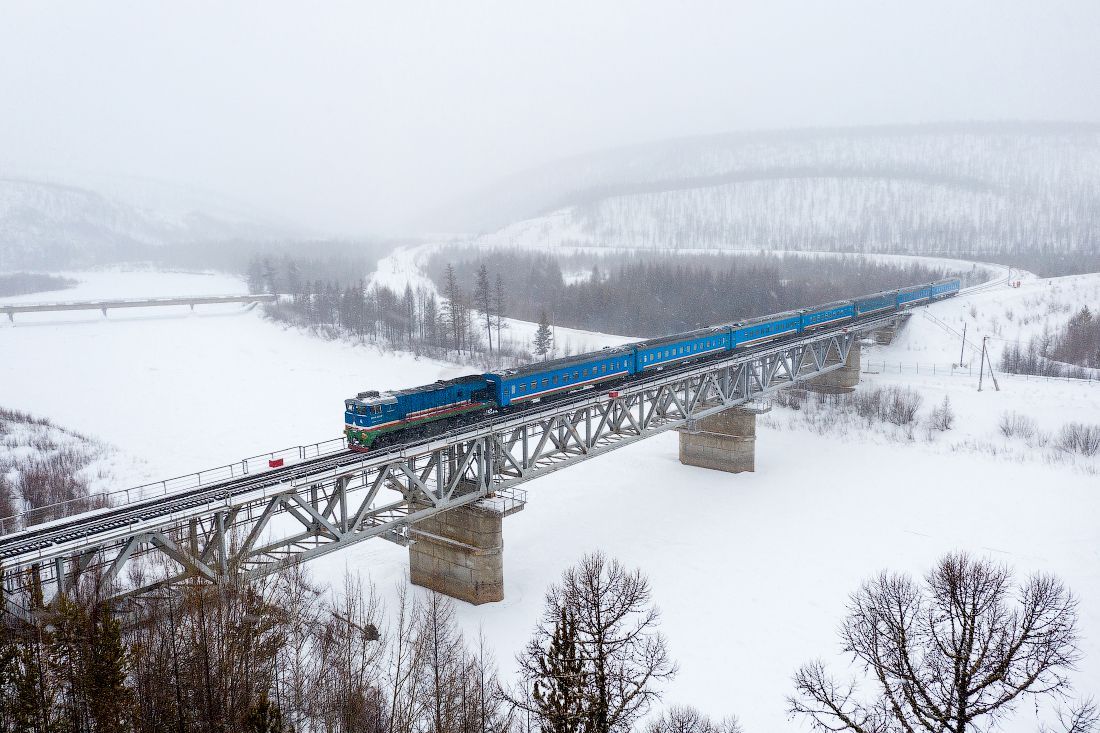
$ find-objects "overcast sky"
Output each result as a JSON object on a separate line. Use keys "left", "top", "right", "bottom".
{"left": 2, "top": 1, "right": 1098, "bottom": 235}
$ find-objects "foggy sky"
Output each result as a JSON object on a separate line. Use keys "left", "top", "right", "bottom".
{"left": 2, "top": 1, "right": 1098, "bottom": 236}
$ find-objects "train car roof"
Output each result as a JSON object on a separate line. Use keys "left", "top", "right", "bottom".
{"left": 487, "top": 345, "right": 635, "bottom": 379}
{"left": 729, "top": 309, "right": 803, "bottom": 327}
{"left": 853, "top": 288, "right": 900, "bottom": 301}
{"left": 800, "top": 299, "right": 852, "bottom": 312}
{"left": 348, "top": 374, "right": 487, "bottom": 405}
{"left": 632, "top": 325, "right": 730, "bottom": 350}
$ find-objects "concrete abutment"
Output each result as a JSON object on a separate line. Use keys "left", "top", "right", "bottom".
{"left": 677, "top": 407, "right": 756, "bottom": 473}
{"left": 807, "top": 339, "right": 861, "bottom": 394}
{"left": 409, "top": 500, "right": 512, "bottom": 605}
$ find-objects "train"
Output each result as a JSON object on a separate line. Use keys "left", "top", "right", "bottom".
{"left": 343, "top": 278, "right": 961, "bottom": 451}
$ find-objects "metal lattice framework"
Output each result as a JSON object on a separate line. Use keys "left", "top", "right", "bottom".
{"left": 0, "top": 315, "right": 894, "bottom": 618}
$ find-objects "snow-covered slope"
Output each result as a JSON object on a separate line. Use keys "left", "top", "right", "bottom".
{"left": 453, "top": 122, "right": 1100, "bottom": 257}
{"left": 0, "top": 177, "right": 293, "bottom": 269}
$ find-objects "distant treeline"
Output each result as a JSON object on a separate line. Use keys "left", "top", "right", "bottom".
{"left": 0, "top": 272, "right": 76, "bottom": 298}
{"left": 246, "top": 254, "right": 520, "bottom": 364}
{"left": 1000, "top": 306, "right": 1100, "bottom": 378}
{"left": 426, "top": 249, "right": 979, "bottom": 338}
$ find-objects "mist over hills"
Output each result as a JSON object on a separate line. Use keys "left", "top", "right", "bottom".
{"left": 0, "top": 176, "right": 299, "bottom": 270}
{"left": 446, "top": 122, "right": 1100, "bottom": 264}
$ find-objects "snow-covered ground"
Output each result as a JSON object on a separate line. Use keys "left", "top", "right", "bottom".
{"left": 2, "top": 266, "right": 1098, "bottom": 732}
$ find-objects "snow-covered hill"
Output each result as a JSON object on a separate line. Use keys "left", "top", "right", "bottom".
{"left": 452, "top": 122, "right": 1100, "bottom": 258}
{"left": 0, "top": 177, "right": 294, "bottom": 269}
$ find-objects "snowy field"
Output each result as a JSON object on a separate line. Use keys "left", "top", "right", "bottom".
{"left": 2, "top": 266, "right": 1099, "bottom": 731}
{"left": 0, "top": 269, "right": 456, "bottom": 483}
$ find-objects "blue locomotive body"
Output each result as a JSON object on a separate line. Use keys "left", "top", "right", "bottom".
{"left": 344, "top": 375, "right": 490, "bottom": 450}
{"left": 344, "top": 277, "right": 963, "bottom": 451}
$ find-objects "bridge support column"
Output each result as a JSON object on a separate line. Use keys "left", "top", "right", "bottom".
{"left": 409, "top": 503, "right": 505, "bottom": 605}
{"left": 677, "top": 407, "right": 756, "bottom": 474}
{"left": 808, "top": 340, "right": 861, "bottom": 394}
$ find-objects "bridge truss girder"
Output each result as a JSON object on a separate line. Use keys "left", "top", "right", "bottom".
{"left": 2, "top": 325, "right": 866, "bottom": 617}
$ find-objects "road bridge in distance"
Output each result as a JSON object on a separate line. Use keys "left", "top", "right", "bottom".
{"left": 0, "top": 312, "right": 905, "bottom": 619}
{"left": 2, "top": 293, "right": 276, "bottom": 321}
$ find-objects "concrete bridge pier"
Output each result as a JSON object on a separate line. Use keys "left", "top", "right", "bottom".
{"left": 807, "top": 340, "right": 861, "bottom": 394}
{"left": 677, "top": 407, "right": 756, "bottom": 473}
{"left": 409, "top": 501, "right": 511, "bottom": 605}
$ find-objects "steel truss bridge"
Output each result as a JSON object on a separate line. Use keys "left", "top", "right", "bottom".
{"left": 0, "top": 312, "right": 901, "bottom": 618}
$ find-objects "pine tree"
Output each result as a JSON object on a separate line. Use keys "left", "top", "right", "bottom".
{"left": 473, "top": 264, "right": 494, "bottom": 355}
{"left": 493, "top": 273, "right": 507, "bottom": 353}
{"left": 531, "top": 608, "right": 586, "bottom": 733}
{"left": 85, "top": 606, "right": 133, "bottom": 732}
{"left": 444, "top": 264, "right": 463, "bottom": 354}
{"left": 246, "top": 258, "right": 265, "bottom": 295}
{"left": 534, "top": 310, "right": 553, "bottom": 359}
{"left": 244, "top": 692, "right": 285, "bottom": 733}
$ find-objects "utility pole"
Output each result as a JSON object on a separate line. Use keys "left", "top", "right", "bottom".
{"left": 959, "top": 322, "right": 968, "bottom": 366}
{"left": 978, "top": 336, "right": 987, "bottom": 392}
{"left": 977, "top": 336, "right": 1001, "bottom": 392}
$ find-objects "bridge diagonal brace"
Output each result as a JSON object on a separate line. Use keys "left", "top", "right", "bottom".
{"left": 284, "top": 492, "right": 342, "bottom": 539}
{"left": 149, "top": 532, "right": 218, "bottom": 582}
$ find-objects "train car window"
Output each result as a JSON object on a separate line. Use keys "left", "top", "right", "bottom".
{"left": 601, "top": 365, "right": 606, "bottom": 373}
{"left": 552, "top": 376, "right": 559, "bottom": 385}
{"left": 542, "top": 379, "right": 549, "bottom": 388}
{"left": 519, "top": 384, "right": 525, "bottom": 393}
{"left": 574, "top": 371, "right": 579, "bottom": 379}
{"left": 371, "top": 406, "right": 382, "bottom": 415}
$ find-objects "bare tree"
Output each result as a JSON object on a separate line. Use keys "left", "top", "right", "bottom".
{"left": 645, "top": 704, "right": 743, "bottom": 733}
{"left": 790, "top": 552, "right": 1081, "bottom": 733}
{"left": 517, "top": 551, "right": 677, "bottom": 733}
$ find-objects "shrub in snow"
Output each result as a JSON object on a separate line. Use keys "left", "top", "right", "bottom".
{"left": 851, "top": 386, "right": 922, "bottom": 426}
{"left": 999, "top": 411, "right": 1038, "bottom": 441}
{"left": 928, "top": 396, "right": 955, "bottom": 431}
{"left": 0, "top": 407, "right": 109, "bottom": 532}
{"left": 1056, "top": 422, "right": 1100, "bottom": 456}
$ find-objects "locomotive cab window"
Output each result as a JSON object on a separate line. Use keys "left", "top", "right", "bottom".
{"left": 371, "top": 405, "right": 382, "bottom": 415}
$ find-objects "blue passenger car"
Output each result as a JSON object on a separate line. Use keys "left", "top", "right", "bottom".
{"left": 731, "top": 311, "right": 802, "bottom": 348}
{"left": 930, "top": 278, "right": 961, "bottom": 299}
{"left": 485, "top": 346, "right": 635, "bottom": 407}
{"left": 799, "top": 300, "right": 854, "bottom": 331}
{"left": 633, "top": 326, "right": 731, "bottom": 372}
{"left": 344, "top": 375, "right": 490, "bottom": 451}
{"left": 897, "top": 283, "right": 932, "bottom": 307}
{"left": 853, "top": 290, "right": 900, "bottom": 317}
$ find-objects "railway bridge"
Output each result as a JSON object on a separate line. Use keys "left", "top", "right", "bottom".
{"left": 0, "top": 312, "right": 903, "bottom": 618}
